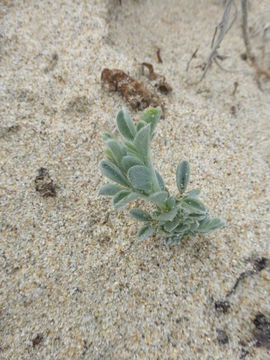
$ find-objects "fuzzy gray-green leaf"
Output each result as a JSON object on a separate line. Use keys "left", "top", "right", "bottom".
{"left": 140, "top": 107, "right": 162, "bottom": 135}
{"left": 155, "top": 170, "right": 166, "bottom": 191}
{"left": 182, "top": 197, "right": 206, "bottom": 215}
{"left": 136, "top": 120, "right": 147, "bottom": 132}
{"left": 137, "top": 224, "right": 154, "bottom": 240}
{"left": 102, "top": 132, "right": 114, "bottom": 141}
{"left": 164, "top": 216, "right": 180, "bottom": 232}
{"left": 113, "top": 190, "right": 138, "bottom": 208}
{"left": 152, "top": 207, "right": 178, "bottom": 221}
{"left": 174, "top": 223, "right": 190, "bottom": 234}
{"left": 166, "top": 196, "right": 176, "bottom": 210}
{"left": 134, "top": 124, "right": 151, "bottom": 162}
{"left": 127, "top": 165, "right": 152, "bottom": 193}
{"left": 186, "top": 189, "right": 200, "bottom": 197}
{"left": 121, "top": 155, "right": 144, "bottom": 172}
{"left": 176, "top": 160, "right": 190, "bottom": 194}
{"left": 106, "top": 140, "right": 125, "bottom": 165}
{"left": 100, "top": 160, "right": 129, "bottom": 187}
{"left": 149, "top": 191, "right": 169, "bottom": 204}
{"left": 99, "top": 184, "right": 123, "bottom": 196}
{"left": 197, "top": 217, "right": 225, "bottom": 233}
{"left": 116, "top": 109, "right": 136, "bottom": 140}
{"left": 130, "top": 208, "right": 152, "bottom": 222}
{"left": 105, "top": 148, "right": 116, "bottom": 163}
{"left": 124, "top": 141, "right": 138, "bottom": 156}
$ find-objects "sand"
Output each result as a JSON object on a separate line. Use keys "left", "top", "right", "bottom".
{"left": 1, "top": 0, "right": 270, "bottom": 358}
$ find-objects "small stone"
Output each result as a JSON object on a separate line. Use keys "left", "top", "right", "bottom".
{"left": 32, "top": 334, "right": 43, "bottom": 347}
{"left": 253, "top": 312, "right": 270, "bottom": 349}
{"left": 215, "top": 300, "right": 230, "bottom": 313}
{"left": 216, "top": 329, "right": 229, "bottom": 345}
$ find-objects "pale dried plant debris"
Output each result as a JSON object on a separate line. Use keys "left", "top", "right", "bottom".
{"left": 201, "top": 0, "right": 270, "bottom": 84}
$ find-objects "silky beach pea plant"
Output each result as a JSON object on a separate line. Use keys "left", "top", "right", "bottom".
{"left": 99, "top": 107, "right": 224, "bottom": 244}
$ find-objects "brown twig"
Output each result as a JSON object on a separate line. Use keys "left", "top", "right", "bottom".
{"left": 232, "top": 81, "right": 239, "bottom": 96}
{"left": 156, "top": 48, "right": 163, "bottom": 63}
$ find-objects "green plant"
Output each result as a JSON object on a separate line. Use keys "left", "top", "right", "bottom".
{"left": 99, "top": 107, "right": 225, "bottom": 244}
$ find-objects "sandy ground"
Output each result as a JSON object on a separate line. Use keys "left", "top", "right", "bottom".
{"left": 1, "top": 0, "right": 270, "bottom": 359}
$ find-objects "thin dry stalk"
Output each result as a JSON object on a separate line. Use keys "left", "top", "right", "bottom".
{"left": 241, "top": 0, "right": 270, "bottom": 85}
{"left": 241, "top": 0, "right": 255, "bottom": 62}
{"left": 199, "top": 0, "right": 237, "bottom": 81}
{"left": 186, "top": 48, "right": 199, "bottom": 72}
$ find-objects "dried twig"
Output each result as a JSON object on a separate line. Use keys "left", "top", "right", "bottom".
{"left": 200, "top": 0, "right": 238, "bottom": 81}
{"left": 241, "top": 0, "right": 270, "bottom": 86}
{"left": 156, "top": 48, "right": 163, "bottom": 63}
{"left": 141, "top": 63, "right": 172, "bottom": 94}
{"left": 225, "top": 257, "right": 268, "bottom": 298}
{"left": 232, "top": 81, "right": 239, "bottom": 96}
{"left": 241, "top": 0, "right": 254, "bottom": 63}
{"left": 186, "top": 48, "right": 199, "bottom": 72}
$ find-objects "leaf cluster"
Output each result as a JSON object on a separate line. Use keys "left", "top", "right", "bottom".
{"left": 99, "top": 107, "right": 224, "bottom": 244}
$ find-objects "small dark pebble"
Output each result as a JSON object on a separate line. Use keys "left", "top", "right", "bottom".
{"left": 239, "top": 348, "right": 250, "bottom": 359}
{"left": 215, "top": 300, "right": 231, "bottom": 313}
{"left": 35, "top": 168, "right": 56, "bottom": 197}
{"left": 253, "top": 312, "right": 270, "bottom": 349}
{"left": 253, "top": 257, "right": 268, "bottom": 272}
{"left": 230, "top": 105, "right": 237, "bottom": 117}
{"left": 241, "top": 53, "right": 247, "bottom": 61}
{"left": 32, "top": 333, "right": 43, "bottom": 347}
{"left": 216, "top": 329, "right": 229, "bottom": 345}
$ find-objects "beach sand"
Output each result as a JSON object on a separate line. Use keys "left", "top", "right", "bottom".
{"left": 1, "top": 0, "right": 270, "bottom": 358}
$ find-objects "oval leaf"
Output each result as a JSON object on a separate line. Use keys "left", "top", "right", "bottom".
{"left": 136, "top": 120, "right": 147, "bottom": 132}
{"left": 182, "top": 197, "right": 206, "bottom": 215}
{"left": 116, "top": 109, "right": 136, "bottom": 140}
{"left": 130, "top": 208, "right": 152, "bottom": 222}
{"left": 197, "top": 217, "right": 225, "bottom": 233}
{"left": 121, "top": 155, "right": 144, "bottom": 172}
{"left": 105, "top": 148, "right": 116, "bottom": 163}
{"left": 152, "top": 207, "right": 178, "bottom": 221}
{"left": 137, "top": 224, "right": 154, "bottom": 240}
{"left": 176, "top": 160, "right": 190, "bottom": 194}
{"left": 149, "top": 191, "right": 169, "bottom": 204}
{"left": 99, "top": 184, "right": 123, "bottom": 196}
{"left": 113, "top": 190, "right": 138, "bottom": 208}
{"left": 163, "top": 216, "right": 180, "bottom": 232}
{"left": 155, "top": 170, "right": 166, "bottom": 191}
{"left": 134, "top": 124, "right": 151, "bottom": 162}
{"left": 166, "top": 196, "right": 176, "bottom": 210}
{"left": 100, "top": 160, "right": 129, "bottom": 187}
{"left": 174, "top": 223, "right": 190, "bottom": 234}
{"left": 106, "top": 140, "right": 125, "bottom": 165}
{"left": 186, "top": 189, "right": 200, "bottom": 197}
{"left": 124, "top": 141, "right": 138, "bottom": 156}
{"left": 127, "top": 165, "right": 152, "bottom": 193}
